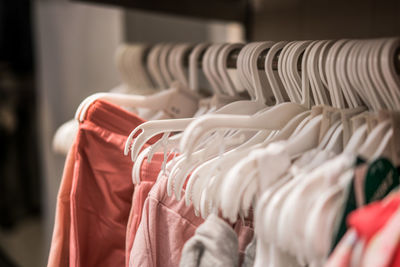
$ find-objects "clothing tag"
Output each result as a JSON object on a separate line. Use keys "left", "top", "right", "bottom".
{"left": 164, "top": 82, "right": 200, "bottom": 118}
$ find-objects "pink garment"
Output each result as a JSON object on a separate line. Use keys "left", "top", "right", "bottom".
{"left": 129, "top": 172, "right": 205, "bottom": 267}
{"left": 326, "top": 192, "right": 400, "bottom": 267}
{"left": 47, "top": 143, "right": 77, "bottom": 267}
{"left": 325, "top": 229, "right": 358, "bottom": 267}
{"left": 129, "top": 171, "right": 254, "bottom": 267}
{"left": 348, "top": 193, "right": 400, "bottom": 243}
{"left": 125, "top": 152, "right": 175, "bottom": 267}
{"left": 362, "top": 205, "right": 400, "bottom": 267}
{"left": 350, "top": 192, "right": 400, "bottom": 267}
{"left": 68, "top": 100, "right": 159, "bottom": 267}
{"left": 234, "top": 212, "right": 254, "bottom": 263}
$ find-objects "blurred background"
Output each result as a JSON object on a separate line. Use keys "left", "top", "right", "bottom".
{"left": 1, "top": 0, "right": 400, "bottom": 266}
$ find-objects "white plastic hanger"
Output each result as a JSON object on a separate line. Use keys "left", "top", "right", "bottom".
{"left": 336, "top": 40, "right": 368, "bottom": 108}
{"left": 124, "top": 43, "right": 246, "bottom": 163}
{"left": 116, "top": 44, "right": 155, "bottom": 92}
{"left": 173, "top": 42, "right": 316, "bottom": 200}
{"left": 166, "top": 43, "right": 281, "bottom": 199}
{"left": 363, "top": 40, "right": 395, "bottom": 109}
{"left": 299, "top": 39, "right": 398, "bottom": 264}
{"left": 380, "top": 38, "right": 400, "bottom": 107}
{"left": 124, "top": 43, "right": 263, "bottom": 164}
{"left": 358, "top": 40, "right": 389, "bottom": 110}
{"left": 158, "top": 43, "right": 175, "bottom": 86}
{"left": 290, "top": 40, "right": 370, "bottom": 261}
{"left": 216, "top": 41, "right": 326, "bottom": 222}
{"left": 220, "top": 39, "right": 354, "bottom": 228}
{"left": 178, "top": 42, "right": 312, "bottom": 161}
{"left": 348, "top": 39, "right": 399, "bottom": 160}
{"left": 186, "top": 42, "right": 296, "bottom": 211}
{"left": 186, "top": 42, "right": 299, "bottom": 212}
{"left": 75, "top": 44, "right": 201, "bottom": 123}
{"left": 264, "top": 41, "right": 289, "bottom": 104}
{"left": 320, "top": 39, "right": 368, "bottom": 152}
{"left": 75, "top": 83, "right": 199, "bottom": 122}
{"left": 189, "top": 43, "right": 210, "bottom": 91}
{"left": 347, "top": 40, "right": 375, "bottom": 109}
{"left": 217, "top": 43, "right": 245, "bottom": 97}
{"left": 201, "top": 44, "right": 227, "bottom": 95}
{"left": 53, "top": 43, "right": 157, "bottom": 154}
{"left": 127, "top": 43, "right": 249, "bottom": 184}
{"left": 147, "top": 44, "right": 168, "bottom": 89}
{"left": 209, "top": 43, "right": 332, "bottom": 220}
{"left": 306, "top": 40, "right": 400, "bottom": 265}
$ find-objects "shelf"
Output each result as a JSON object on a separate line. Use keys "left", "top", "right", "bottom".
{"left": 72, "top": 0, "right": 249, "bottom": 22}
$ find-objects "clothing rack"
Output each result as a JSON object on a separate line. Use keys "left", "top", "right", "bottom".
{"left": 144, "top": 45, "right": 400, "bottom": 73}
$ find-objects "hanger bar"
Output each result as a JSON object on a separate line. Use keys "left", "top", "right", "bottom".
{"left": 183, "top": 47, "right": 302, "bottom": 71}
{"left": 143, "top": 44, "right": 400, "bottom": 73}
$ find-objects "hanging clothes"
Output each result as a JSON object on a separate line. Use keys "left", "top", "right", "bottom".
{"left": 48, "top": 100, "right": 160, "bottom": 267}
{"left": 125, "top": 152, "right": 176, "bottom": 266}
{"left": 48, "top": 38, "right": 400, "bottom": 267}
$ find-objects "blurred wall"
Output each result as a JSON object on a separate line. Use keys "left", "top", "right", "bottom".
{"left": 34, "top": 0, "right": 243, "bottom": 261}
{"left": 34, "top": 0, "right": 124, "bottom": 256}
{"left": 124, "top": 10, "right": 244, "bottom": 43}
{"left": 252, "top": 0, "right": 400, "bottom": 40}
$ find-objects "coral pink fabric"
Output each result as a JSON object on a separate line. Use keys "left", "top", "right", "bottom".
{"left": 49, "top": 99, "right": 253, "bottom": 267}
{"left": 326, "top": 192, "right": 400, "bottom": 267}
{"left": 347, "top": 194, "right": 400, "bottom": 243}
{"left": 348, "top": 193, "right": 400, "bottom": 267}
{"left": 47, "top": 143, "right": 77, "bottom": 267}
{"left": 129, "top": 171, "right": 254, "bottom": 267}
{"left": 125, "top": 152, "right": 175, "bottom": 267}
{"left": 129, "top": 172, "right": 205, "bottom": 267}
{"left": 67, "top": 100, "right": 159, "bottom": 267}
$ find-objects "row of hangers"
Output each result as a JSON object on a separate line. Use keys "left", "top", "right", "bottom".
{"left": 56, "top": 37, "right": 400, "bottom": 266}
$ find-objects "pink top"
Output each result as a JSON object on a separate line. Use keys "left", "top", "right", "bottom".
{"left": 49, "top": 99, "right": 253, "bottom": 267}
{"left": 125, "top": 152, "right": 175, "bottom": 266}
{"left": 130, "top": 171, "right": 254, "bottom": 267}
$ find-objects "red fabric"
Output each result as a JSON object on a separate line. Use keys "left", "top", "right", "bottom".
{"left": 390, "top": 243, "right": 400, "bottom": 267}
{"left": 347, "top": 194, "right": 400, "bottom": 243}
{"left": 68, "top": 100, "right": 159, "bottom": 267}
{"left": 347, "top": 193, "right": 400, "bottom": 267}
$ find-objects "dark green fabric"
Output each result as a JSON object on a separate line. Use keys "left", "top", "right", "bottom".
{"left": 330, "top": 157, "right": 399, "bottom": 254}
